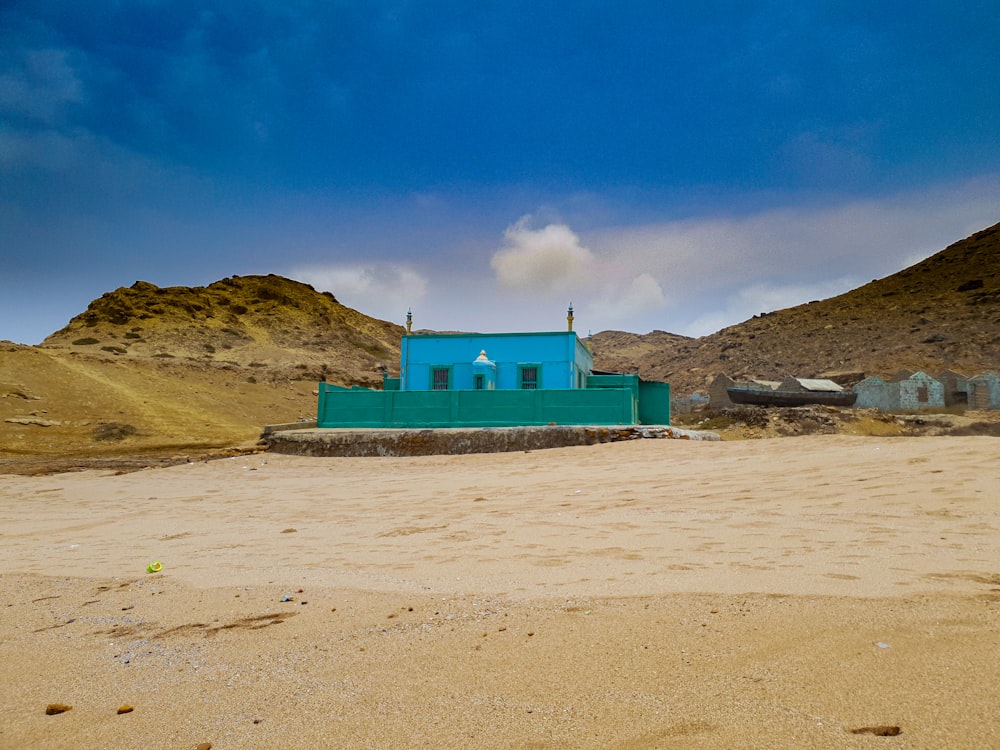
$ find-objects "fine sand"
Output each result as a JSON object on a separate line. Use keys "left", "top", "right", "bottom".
{"left": 1, "top": 435, "right": 998, "bottom": 749}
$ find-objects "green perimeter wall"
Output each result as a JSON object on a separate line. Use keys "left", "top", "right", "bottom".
{"left": 317, "top": 377, "right": 670, "bottom": 428}
{"left": 584, "top": 374, "right": 671, "bottom": 425}
{"left": 638, "top": 381, "right": 671, "bottom": 425}
{"left": 317, "top": 385, "right": 634, "bottom": 428}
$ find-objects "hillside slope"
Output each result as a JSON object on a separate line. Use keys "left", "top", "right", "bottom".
{"left": 3, "top": 275, "right": 404, "bottom": 469}
{"left": 42, "top": 274, "right": 403, "bottom": 386}
{"left": 592, "top": 221, "right": 1000, "bottom": 393}
{"left": 0, "top": 342, "right": 319, "bottom": 467}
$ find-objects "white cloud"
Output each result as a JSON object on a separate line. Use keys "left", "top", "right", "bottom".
{"left": 488, "top": 217, "right": 672, "bottom": 330}
{"left": 588, "top": 273, "right": 668, "bottom": 328}
{"left": 481, "top": 182, "right": 999, "bottom": 336}
{"left": 490, "top": 219, "right": 595, "bottom": 294}
{"left": 289, "top": 263, "right": 429, "bottom": 324}
{"left": 590, "top": 190, "right": 999, "bottom": 293}
{"left": 581, "top": 177, "right": 1000, "bottom": 334}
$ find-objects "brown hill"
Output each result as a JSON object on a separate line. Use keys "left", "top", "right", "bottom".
{"left": 41, "top": 274, "right": 402, "bottom": 385}
{"left": 592, "top": 221, "right": 1000, "bottom": 394}
{"left": 586, "top": 330, "right": 695, "bottom": 374}
{"left": 2, "top": 276, "right": 402, "bottom": 470}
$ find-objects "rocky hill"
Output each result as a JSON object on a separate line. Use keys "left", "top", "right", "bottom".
{"left": 2, "top": 275, "right": 403, "bottom": 470}
{"left": 592, "top": 221, "right": 1000, "bottom": 393}
{"left": 41, "top": 274, "right": 403, "bottom": 386}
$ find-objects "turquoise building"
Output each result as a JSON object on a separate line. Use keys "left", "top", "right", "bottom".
{"left": 316, "top": 308, "right": 670, "bottom": 428}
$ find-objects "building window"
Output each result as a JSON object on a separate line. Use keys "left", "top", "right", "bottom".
{"left": 431, "top": 367, "right": 451, "bottom": 390}
{"left": 474, "top": 374, "right": 485, "bottom": 390}
{"left": 519, "top": 365, "right": 539, "bottom": 390}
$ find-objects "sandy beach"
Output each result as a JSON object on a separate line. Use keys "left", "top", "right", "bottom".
{"left": 2, "top": 435, "right": 998, "bottom": 749}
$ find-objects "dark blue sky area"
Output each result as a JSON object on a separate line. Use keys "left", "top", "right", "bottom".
{"left": 10, "top": 1, "right": 997, "bottom": 189}
{"left": 2, "top": 1, "right": 999, "bottom": 342}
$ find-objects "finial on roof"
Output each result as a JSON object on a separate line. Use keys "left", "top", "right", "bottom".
{"left": 567, "top": 302, "right": 574, "bottom": 332}
{"left": 406, "top": 308, "right": 412, "bottom": 334}
{"left": 475, "top": 349, "right": 489, "bottom": 362}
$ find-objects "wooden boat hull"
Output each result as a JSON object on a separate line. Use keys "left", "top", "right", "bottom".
{"left": 727, "top": 387, "right": 858, "bottom": 407}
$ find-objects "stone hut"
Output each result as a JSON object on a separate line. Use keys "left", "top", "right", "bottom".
{"left": 854, "top": 372, "right": 945, "bottom": 411}
{"left": 967, "top": 370, "right": 1000, "bottom": 409}
{"left": 708, "top": 373, "right": 737, "bottom": 409}
{"left": 890, "top": 371, "right": 945, "bottom": 410}
{"left": 936, "top": 370, "right": 969, "bottom": 406}
{"left": 853, "top": 376, "right": 894, "bottom": 410}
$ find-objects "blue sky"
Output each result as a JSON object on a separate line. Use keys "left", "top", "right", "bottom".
{"left": 2, "top": 1, "right": 999, "bottom": 345}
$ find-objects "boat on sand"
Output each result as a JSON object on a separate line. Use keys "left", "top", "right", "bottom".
{"left": 726, "top": 386, "right": 858, "bottom": 407}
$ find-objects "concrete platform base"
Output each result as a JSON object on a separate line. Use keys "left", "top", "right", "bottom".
{"left": 260, "top": 424, "right": 719, "bottom": 458}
